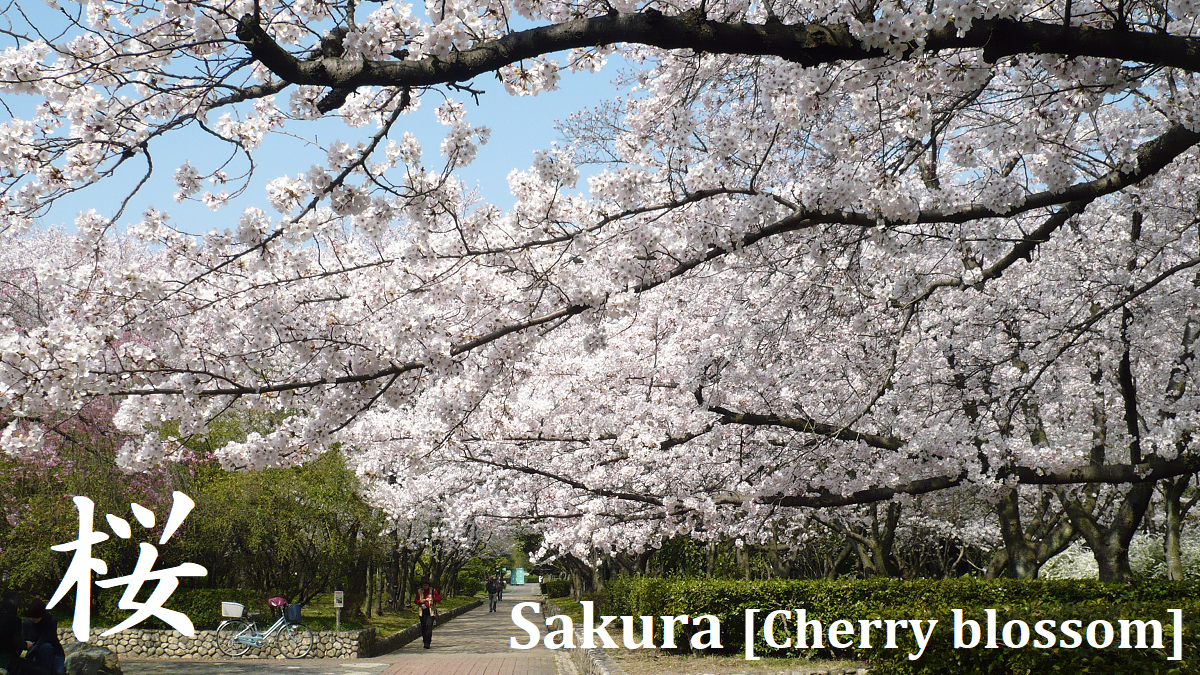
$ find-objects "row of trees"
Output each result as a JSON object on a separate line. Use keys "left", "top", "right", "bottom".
{"left": 545, "top": 485, "right": 1200, "bottom": 598}
{"left": 3, "top": 0, "right": 1200, "bottom": 586}
{"left": 0, "top": 406, "right": 504, "bottom": 618}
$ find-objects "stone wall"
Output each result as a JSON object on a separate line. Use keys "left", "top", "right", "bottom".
{"left": 544, "top": 599, "right": 621, "bottom": 675}
{"left": 58, "top": 626, "right": 376, "bottom": 659}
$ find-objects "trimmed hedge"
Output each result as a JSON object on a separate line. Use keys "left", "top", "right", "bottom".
{"left": 603, "top": 578, "right": 1198, "bottom": 674}
{"left": 542, "top": 579, "right": 572, "bottom": 598}
{"left": 69, "top": 587, "right": 265, "bottom": 630}
{"left": 865, "top": 601, "right": 1196, "bottom": 674}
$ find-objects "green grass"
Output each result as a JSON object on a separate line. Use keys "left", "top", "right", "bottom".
{"left": 295, "top": 592, "right": 483, "bottom": 635}
{"left": 547, "top": 596, "right": 584, "bottom": 624}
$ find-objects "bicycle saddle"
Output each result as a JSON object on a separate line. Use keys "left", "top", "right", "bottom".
{"left": 268, "top": 597, "right": 287, "bottom": 608}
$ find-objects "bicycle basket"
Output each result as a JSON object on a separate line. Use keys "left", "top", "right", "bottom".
{"left": 284, "top": 603, "right": 302, "bottom": 622}
{"left": 221, "top": 602, "right": 244, "bottom": 618}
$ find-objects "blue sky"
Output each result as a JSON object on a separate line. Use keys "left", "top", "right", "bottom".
{"left": 12, "top": 3, "right": 631, "bottom": 234}
{"left": 36, "top": 67, "right": 625, "bottom": 233}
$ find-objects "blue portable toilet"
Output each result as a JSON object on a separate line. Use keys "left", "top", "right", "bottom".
{"left": 511, "top": 568, "right": 525, "bottom": 585}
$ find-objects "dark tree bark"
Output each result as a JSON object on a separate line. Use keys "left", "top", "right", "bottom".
{"left": 992, "top": 489, "right": 1077, "bottom": 579}
{"left": 1059, "top": 484, "right": 1154, "bottom": 583}
{"left": 235, "top": 12, "right": 1200, "bottom": 104}
{"left": 1163, "top": 476, "right": 1200, "bottom": 581}
{"left": 817, "top": 503, "right": 901, "bottom": 578}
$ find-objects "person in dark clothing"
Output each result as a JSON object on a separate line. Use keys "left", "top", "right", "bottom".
{"left": 22, "top": 600, "right": 64, "bottom": 675}
{"left": 485, "top": 576, "right": 500, "bottom": 612}
{"left": 412, "top": 578, "right": 441, "bottom": 649}
{"left": 0, "top": 594, "right": 25, "bottom": 673}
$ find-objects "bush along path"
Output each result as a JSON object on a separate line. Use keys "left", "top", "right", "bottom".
{"left": 545, "top": 596, "right": 868, "bottom": 675}
{"left": 603, "top": 577, "right": 1197, "bottom": 675}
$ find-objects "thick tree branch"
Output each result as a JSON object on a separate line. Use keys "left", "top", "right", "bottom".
{"left": 709, "top": 405, "right": 905, "bottom": 451}
{"left": 706, "top": 405, "right": 1200, "bottom": 507}
{"left": 462, "top": 453, "right": 668, "bottom": 507}
{"left": 460, "top": 411, "right": 1200, "bottom": 510}
{"left": 235, "top": 13, "right": 1200, "bottom": 96}
{"left": 734, "top": 455, "right": 1200, "bottom": 509}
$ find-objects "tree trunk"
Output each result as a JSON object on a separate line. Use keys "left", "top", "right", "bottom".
{"left": 997, "top": 490, "right": 1040, "bottom": 578}
{"left": 1060, "top": 260, "right": 1155, "bottom": 583}
{"left": 376, "top": 566, "right": 384, "bottom": 615}
{"left": 736, "top": 545, "right": 750, "bottom": 580}
{"left": 364, "top": 563, "right": 374, "bottom": 618}
{"left": 1163, "top": 475, "right": 1197, "bottom": 581}
{"left": 341, "top": 525, "right": 370, "bottom": 617}
{"left": 397, "top": 545, "right": 421, "bottom": 608}
{"left": 874, "top": 503, "right": 900, "bottom": 577}
{"left": 983, "top": 549, "right": 1008, "bottom": 580}
{"left": 591, "top": 559, "right": 605, "bottom": 592}
{"left": 572, "top": 568, "right": 584, "bottom": 599}
{"left": 637, "top": 549, "right": 652, "bottom": 575}
{"left": 1094, "top": 540, "right": 1135, "bottom": 583}
{"left": 387, "top": 533, "right": 401, "bottom": 611}
{"left": 561, "top": 554, "right": 591, "bottom": 599}
{"left": 994, "top": 488, "right": 1077, "bottom": 580}
{"left": 1060, "top": 482, "right": 1155, "bottom": 583}
{"left": 826, "top": 542, "right": 852, "bottom": 579}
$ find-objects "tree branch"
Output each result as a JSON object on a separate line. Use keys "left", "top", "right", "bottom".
{"left": 728, "top": 455, "right": 1200, "bottom": 509}
{"left": 709, "top": 405, "right": 904, "bottom": 451}
{"left": 235, "top": 13, "right": 1200, "bottom": 99}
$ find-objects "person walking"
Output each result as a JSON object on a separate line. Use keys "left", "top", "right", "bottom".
{"left": 413, "top": 578, "right": 441, "bottom": 649}
{"left": 486, "top": 576, "right": 501, "bottom": 612}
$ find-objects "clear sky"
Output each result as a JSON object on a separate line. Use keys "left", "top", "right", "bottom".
{"left": 14, "top": 2, "right": 632, "bottom": 234}
{"left": 36, "top": 66, "right": 626, "bottom": 234}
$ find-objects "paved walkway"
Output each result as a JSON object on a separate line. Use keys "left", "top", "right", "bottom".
{"left": 379, "top": 582, "right": 556, "bottom": 675}
{"left": 123, "top": 584, "right": 557, "bottom": 675}
{"left": 122, "top": 661, "right": 392, "bottom": 675}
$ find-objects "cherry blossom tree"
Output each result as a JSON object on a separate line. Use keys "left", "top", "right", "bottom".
{"left": 5, "top": 0, "right": 1200, "bottom": 580}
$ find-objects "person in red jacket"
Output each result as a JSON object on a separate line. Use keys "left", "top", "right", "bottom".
{"left": 412, "top": 578, "right": 441, "bottom": 649}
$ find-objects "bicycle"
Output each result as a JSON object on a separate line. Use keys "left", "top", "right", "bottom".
{"left": 216, "top": 599, "right": 314, "bottom": 658}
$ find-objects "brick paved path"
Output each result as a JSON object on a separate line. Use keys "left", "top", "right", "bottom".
{"left": 121, "top": 660, "right": 392, "bottom": 675}
{"left": 122, "top": 583, "right": 557, "bottom": 675}
{"left": 378, "top": 582, "right": 556, "bottom": 675}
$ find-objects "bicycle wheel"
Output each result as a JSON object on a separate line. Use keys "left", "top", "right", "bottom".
{"left": 216, "top": 620, "right": 253, "bottom": 657}
{"left": 280, "top": 623, "right": 314, "bottom": 658}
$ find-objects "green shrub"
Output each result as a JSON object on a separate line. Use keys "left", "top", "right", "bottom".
{"left": 603, "top": 578, "right": 1199, "bottom": 674}
{"left": 541, "top": 579, "right": 572, "bottom": 598}
{"left": 864, "top": 601, "right": 1197, "bottom": 674}
{"left": 460, "top": 569, "right": 486, "bottom": 594}
{"left": 72, "top": 587, "right": 265, "bottom": 631}
{"left": 156, "top": 588, "right": 266, "bottom": 630}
